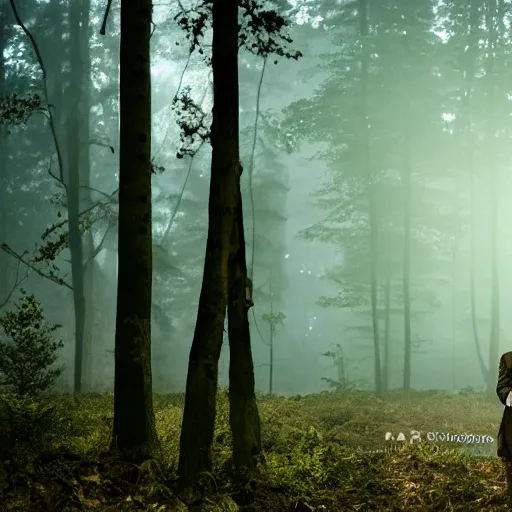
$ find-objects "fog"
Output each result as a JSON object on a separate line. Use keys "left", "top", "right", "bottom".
{"left": 1, "top": 0, "right": 511, "bottom": 400}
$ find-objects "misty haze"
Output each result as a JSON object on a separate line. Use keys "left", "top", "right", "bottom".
{"left": 1, "top": 0, "right": 512, "bottom": 510}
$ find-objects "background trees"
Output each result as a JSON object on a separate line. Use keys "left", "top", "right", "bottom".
{"left": 2, "top": 0, "right": 512, "bottom": 402}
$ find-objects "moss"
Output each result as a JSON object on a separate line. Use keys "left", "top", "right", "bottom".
{"left": 0, "top": 389, "right": 509, "bottom": 511}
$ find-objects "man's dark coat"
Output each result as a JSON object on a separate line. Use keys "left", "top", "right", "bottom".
{"left": 497, "top": 352, "right": 512, "bottom": 459}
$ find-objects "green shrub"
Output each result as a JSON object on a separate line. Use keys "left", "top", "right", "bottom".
{"left": 0, "top": 394, "right": 60, "bottom": 463}
{"left": 0, "top": 291, "right": 64, "bottom": 397}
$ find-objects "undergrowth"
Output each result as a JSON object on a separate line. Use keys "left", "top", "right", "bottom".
{"left": 0, "top": 389, "right": 509, "bottom": 511}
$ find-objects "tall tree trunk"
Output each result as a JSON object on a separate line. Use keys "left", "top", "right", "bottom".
{"left": 268, "top": 280, "right": 274, "bottom": 395}
{"left": 451, "top": 244, "right": 457, "bottom": 390}
{"left": 359, "top": 0, "right": 382, "bottom": 396}
{"left": 486, "top": 0, "right": 500, "bottom": 395}
{"left": 402, "top": 28, "right": 412, "bottom": 395}
{"left": 78, "top": 0, "right": 94, "bottom": 392}
{"left": 223, "top": 0, "right": 262, "bottom": 469}
{"left": 228, "top": 189, "right": 262, "bottom": 469}
{"left": 177, "top": 0, "right": 239, "bottom": 488}
{"left": 0, "top": 9, "right": 8, "bottom": 304}
{"left": 66, "top": 0, "right": 87, "bottom": 394}
{"left": 465, "top": 0, "right": 488, "bottom": 387}
{"left": 111, "top": 0, "right": 158, "bottom": 461}
{"left": 382, "top": 273, "right": 391, "bottom": 393}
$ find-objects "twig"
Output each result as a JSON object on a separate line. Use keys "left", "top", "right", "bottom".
{"left": 248, "top": 57, "right": 267, "bottom": 281}
{"left": 79, "top": 185, "right": 119, "bottom": 201}
{"left": 83, "top": 225, "right": 110, "bottom": 270}
{"left": 160, "top": 142, "right": 203, "bottom": 245}
{"left": 0, "top": 243, "right": 72, "bottom": 289}
{"left": 99, "top": 0, "right": 113, "bottom": 35}
{"left": 0, "top": 259, "right": 28, "bottom": 309}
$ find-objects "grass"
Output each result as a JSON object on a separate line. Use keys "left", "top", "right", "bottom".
{"left": 0, "top": 388, "right": 510, "bottom": 511}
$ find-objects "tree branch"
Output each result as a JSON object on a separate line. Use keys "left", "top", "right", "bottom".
{"left": 9, "top": 0, "right": 65, "bottom": 186}
{"left": 0, "top": 259, "right": 28, "bottom": 310}
{"left": 0, "top": 243, "right": 72, "bottom": 290}
{"left": 99, "top": 0, "right": 113, "bottom": 35}
{"left": 84, "top": 225, "right": 110, "bottom": 270}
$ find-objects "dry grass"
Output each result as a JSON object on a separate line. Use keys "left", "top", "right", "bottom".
{"left": 0, "top": 388, "right": 510, "bottom": 511}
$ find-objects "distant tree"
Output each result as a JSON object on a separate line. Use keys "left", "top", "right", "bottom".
{"left": 261, "top": 284, "right": 286, "bottom": 395}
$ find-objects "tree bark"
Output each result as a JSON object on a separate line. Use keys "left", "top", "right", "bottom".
{"left": 177, "top": 0, "right": 239, "bottom": 486}
{"left": 228, "top": 189, "right": 262, "bottom": 469}
{"left": 359, "top": 0, "right": 382, "bottom": 396}
{"left": 217, "top": 0, "right": 262, "bottom": 470}
{"left": 111, "top": 0, "right": 158, "bottom": 462}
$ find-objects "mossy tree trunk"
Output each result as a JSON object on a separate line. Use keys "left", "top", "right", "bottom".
{"left": 111, "top": 0, "right": 158, "bottom": 462}
{"left": 228, "top": 192, "right": 262, "bottom": 469}
{"left": 205, "top": 0, "right": 263, "bottom": 471}
{"left": 177, "top": 0, "right": 239, "bottom": 487}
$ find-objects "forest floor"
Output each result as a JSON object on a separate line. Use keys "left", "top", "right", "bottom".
{"left": 1, "top": 388, "right": 511, "bottom": 511}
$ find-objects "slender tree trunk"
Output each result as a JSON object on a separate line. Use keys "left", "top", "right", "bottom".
{"left": 228, "top": 189, "right": 262, "bottom": 469}
{"left": 223, "top": 0, "right": 262, "bottom": 470}
{"left": 486, "top": 0, "right": 500, "bottom": 395}
{"left": 382, "top": 273, "right": 391, "bottom": 393}
{"left": 111, "top": 0, "right": 158, "bottom": 461}
{"left": 67, "top": 0, "right": 87, "bottom": 394}
{"left": 269, "top": 281, "right": 274, "bottom": 395}
{"left": 79, "top": 0, "right": 95, "bottom": 392}
{"left": 0, "top": 10, "right": 8, "bottom": 303}
{"left": 401, "top": 23, "right": 413, "bottom": 395}
{"left": 66, "top": 118, "right": 86, "bottom": 394}
{"left": 269, "top": 327, "right": 273, "bottom": 394}
{"left": 359, "top": 0, "right": 382, "bottom": 396}
{"left": 451, "top": 245, "right": 457, "bottom": 390}
{"left": 178, "top": 0, "right": 239, "bottom": 487}
{"left": 465, "top": 0, "right": 488, "bottom": 387}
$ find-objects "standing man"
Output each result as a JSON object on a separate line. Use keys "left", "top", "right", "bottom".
{"left": 497, "top": 351, "right": 512, "bottom": 496}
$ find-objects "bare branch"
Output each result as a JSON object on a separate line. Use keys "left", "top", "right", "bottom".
{"left": 79, "top": 185, "right": 118, "bottom": 201}
{"left": 0, "top": 259, "right": 28, "bottom": 310}
{"left": 9, "top": 0, "right": 66, "bottom": 186}
{"left": 84, "top": 225, "right": 111, "bottom": 270}
{"left": 89, "top": 139, "right": 115, "bottom": 153}
{"left": 0, "top": 243, "right": 72, "bottom": 290}
{"left": 99, "top": 0, "right": 113, "bottom": 35}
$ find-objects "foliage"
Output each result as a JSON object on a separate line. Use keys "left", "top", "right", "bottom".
{"left": 321, "top": 343, "right": 358, "bottom": 391}
{"left": 0, "top": 291, "right": 64, "bottom": 397}
{"left": 0, "top": 390, "right": 509, "bottom": 510}
{"left": 0, "top": 92, "right": 42, "bottom": 128}
{"left": 0, "top": 394, "right": 63, "bottom": 465}
{"left": 173, "top": 87, "right": 211, "bottom": 159}
{"left": 175, "top": 0, "right": 302, "bottom": 60}
{"left": 261, "top": 310, "right": 285, "bottom": 326}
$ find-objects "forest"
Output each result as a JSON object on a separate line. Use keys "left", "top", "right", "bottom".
{"left": 2, "top": 0, "right": 512, "bottom": 510}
